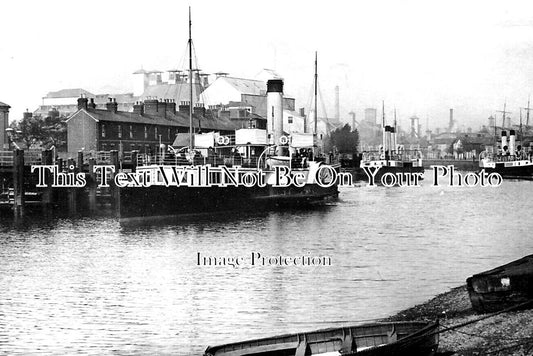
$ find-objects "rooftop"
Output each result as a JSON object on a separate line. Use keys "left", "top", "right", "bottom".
{"left": 44, "top": 88, "right": 95, "bottom": 99}
{"left": 218, "top": 76, "right": 266, "bottom": 96}
{"left": 67, "top": 106, "right": 237, "bottom": 132}
{"left": 140, "top": 83, "right": 204, "bottom": 103}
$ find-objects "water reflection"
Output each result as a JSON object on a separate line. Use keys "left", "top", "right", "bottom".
{"left": 1, "top": 181, "right": 533, "bottom": 355}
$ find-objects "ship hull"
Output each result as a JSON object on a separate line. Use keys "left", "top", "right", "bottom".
{"left": 481, "top": 162, "right": 533, "bottom": 179}
{"left": 118, "top": 184, "right": 338, "bottom": 222}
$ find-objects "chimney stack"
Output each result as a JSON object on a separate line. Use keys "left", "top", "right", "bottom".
{"left": 193, "top": 104, "right": 206, "bottom": 117}
{"left": 88, "top": 98, "right": 96, "bottom": 109}
{"left": 106, "top": 98, "right": 118, "bottom": 113}
{"left": 179, "top": 101, "right": 190, "bottom": 113}
{"left": 166, "top": 99, "right": 176, "bottom": 115}
{"left": 77, "top": 95, "right": 88, "bottom": 110}
{"left": 449, "top": 108, "right": 454, "bottom": 132}
{"left": 133, "top": 101, "right": 144, "bottom": 115}
{"left": 0, "top": 102, "right": 9, "bottom": 149}
{"left": 158, "top": 99, "right": 167, "bottom": 118}
{"left": 144, "top": 98, "right": 159, "bottom": 115}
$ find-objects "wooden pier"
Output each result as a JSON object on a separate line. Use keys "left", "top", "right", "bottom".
{"left": 0, "top": 149, "right": 136, "bottom": 217}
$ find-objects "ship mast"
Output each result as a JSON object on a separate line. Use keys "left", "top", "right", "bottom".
{"left": 526, "top": 96, "right": 531, "bottom": 127}
{"left": 497, "top": 101, "right": 510, "bottom": 130}
{"left": 314, "top": 51, "right": 318, "bottom": 134}
{"left": 520, "top": 108, "right": 523, "bottom": 140}
{"left": 523, "top": 96, "right": 533, "bottom": 132}
{"left": 382, "top": 100, "right": 385, "bottom": 128}
{"left": 188, "top": 6, "right": 194, "bottom": 151}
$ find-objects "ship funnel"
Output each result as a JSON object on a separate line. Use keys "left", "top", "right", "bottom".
{"left": 267, "top": 79, "right": 284, "bottom": 145}
{"left": 501, "top": 130, "right": 508, "bottom": 153}
{"left": 509, "top": 129, "right": 516, "bottom": 155}
{"left": 391, "top": 127, "right": 397, "bottom": 155}
{"left": 382, "top": 125, "right": 387, "bottom": 156}
{"left": 385, "top": 126, "right": 392, "bottom": 158}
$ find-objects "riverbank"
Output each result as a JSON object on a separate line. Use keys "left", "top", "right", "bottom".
{"left": 387, "top": 285, "right": 533, "bottom": 355}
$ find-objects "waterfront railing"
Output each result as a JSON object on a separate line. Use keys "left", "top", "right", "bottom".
{"left": 136, "top": 153, "right": 264, "bottom": 169}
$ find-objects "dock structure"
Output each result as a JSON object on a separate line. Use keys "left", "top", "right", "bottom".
{"left": 0, "top": 149, "right": 136, "bottom": 217}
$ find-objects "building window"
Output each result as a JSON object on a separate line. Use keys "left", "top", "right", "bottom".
{"left": 101, "top": 124, "right": 106, "bottom": 138}
{"left": 288, "top": 116, "right": 293, "bottom": 124}
{"left": 144, "top": 126, "right": 148, "bottom": 139}
{"left": 154, "top": 126, "right": 158, "bottom": 140}
{"left": 167, "top": 128, "right": 171, "bottom": 140}
{"left": 129, "top": 125, "right": 133, "bottom": 139}
{"left": 118, "top": 125, "right": 122, "bottom": 138}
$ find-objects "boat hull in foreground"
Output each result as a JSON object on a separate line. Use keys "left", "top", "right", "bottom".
{"left": 467, "top": 254, "right": 533, "bottom": 313}
{"left": 203, "top": 320, "right": 439, "bottom": 356}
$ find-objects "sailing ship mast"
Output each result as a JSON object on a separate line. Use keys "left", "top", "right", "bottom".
{"left": 390, "top": 108, "right": 394, "bottom": 133}
{"left": 188, "top": 7, "right": 194, "bottom": 151}
{"left": 314, "top": 51, "right": 318, "bottom": 134}
{"left": 497, "top": 102, "right": 510, "bottom": 130}
{"left": 526, "top": 96, "right": 531, "bottom": 128}
{"left": 520, "top": 108, "right": 523, "bottom": 140}
{"left": 495, "top": 101, "right": 510, "bottom": 145}
{"left": 524, "top": 96, "right": 533, "bottom": 133}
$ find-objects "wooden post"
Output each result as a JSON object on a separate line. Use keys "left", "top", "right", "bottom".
{"left": 12, "top": 149, "right": 25, "bottom": 216}
{"left": 67, "top": 158, "right": 77, "bottom": 214}
{"left": 77, "top": 151, "right": 84, "bottom": 172}
{"left": 56, "top": 158, "right": 63, "bottom": 173}
{"left": 110, "top": 150, "right": 120, "bottom": 214}
{"left": 88, "top": 158, "right": 97, "bottom": 212}
{"left": 131, "top": 150, "right": 138, "bottom": 172}
{"left": 41, "top": 149, "right": 53, "bottom": 208}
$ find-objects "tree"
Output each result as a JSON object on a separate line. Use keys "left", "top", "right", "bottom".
{"left": 41, "top": 114, "right": 67, "bottom": 149}
{"left": 327, "top": 124, "right": 359, "bottom": 153}
{"left": 9, "top": 113, "right": 67, "bottom": 150}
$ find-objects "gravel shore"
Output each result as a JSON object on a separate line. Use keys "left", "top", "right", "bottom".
{"left": 386, "top": 285, "right": 533, "bottom": 355}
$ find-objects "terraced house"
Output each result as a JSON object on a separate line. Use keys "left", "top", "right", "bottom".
{"left": 66, "top": 96, "right": 236, "bottom": 155}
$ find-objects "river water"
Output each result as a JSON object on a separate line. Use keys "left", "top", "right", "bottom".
{"left": 1, "top": 178, "right": 533, "bottom": 355}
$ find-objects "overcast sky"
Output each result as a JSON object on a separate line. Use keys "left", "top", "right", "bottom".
{"left": 1, "top": 0, "right": 533, "bottom": 131}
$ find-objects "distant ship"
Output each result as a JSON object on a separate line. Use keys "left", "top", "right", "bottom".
{"left": 479, "top": 129, "right": 533, "bottom": 179}
{"left": 359, "top": 104, "right": 424, "bottom": 184}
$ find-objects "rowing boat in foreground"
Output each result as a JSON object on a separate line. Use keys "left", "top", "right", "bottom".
{"left": 203, "top": 320, "right": 439, "bottom": 356}
{"left": 467, "top": 254, "right": 533, "bottom": 313}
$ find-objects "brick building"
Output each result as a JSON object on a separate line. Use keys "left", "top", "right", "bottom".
{"left": 66, "top": 97, "right": 236, "bottom": 154}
